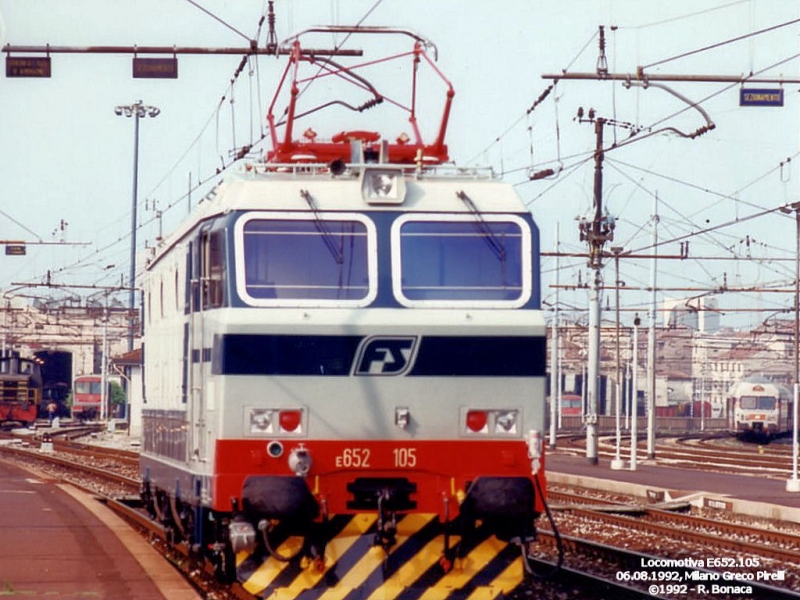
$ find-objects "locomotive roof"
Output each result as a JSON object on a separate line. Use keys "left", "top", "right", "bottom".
{"left": 223, "top": 164, "right": 524, "bottom": 210}
{"left": 727, "top": 376, "right": 791, "bottom": 396}
{"left": 147, "top": 162, "right": 532, "bottom": 269}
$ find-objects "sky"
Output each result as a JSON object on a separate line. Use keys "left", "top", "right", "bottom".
{"left": 0, "top": 0, "right": 798, "bottom": 331}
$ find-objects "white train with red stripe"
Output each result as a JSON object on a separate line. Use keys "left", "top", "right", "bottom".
{"left": 726, "top": 376, "right": 793, "bottom": 441}
{"left": 140, "top": 24, "right": 551, "bottom": 598}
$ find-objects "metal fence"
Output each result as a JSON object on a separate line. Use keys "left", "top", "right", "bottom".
{"left": 558, "top": 416, "right": 728, "bottom": 433}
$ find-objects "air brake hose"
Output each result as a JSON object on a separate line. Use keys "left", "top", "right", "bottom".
{"left": 521, "top": 475, "right": 564, "bottom": 579}
{"left": 259, "top": 519, "right": 304, "bottom": 562}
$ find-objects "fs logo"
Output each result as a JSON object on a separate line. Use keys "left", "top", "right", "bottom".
{"left": 353, "top": 336, "right": 418, "bottom": 376}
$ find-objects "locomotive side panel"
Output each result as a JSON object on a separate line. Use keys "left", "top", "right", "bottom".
{"left": 141, "top": 240, "right": 212, "bottom": 491}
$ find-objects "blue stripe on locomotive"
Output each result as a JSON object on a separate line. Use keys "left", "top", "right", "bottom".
{"left": 213, "top": 334, "right": 547, "bottom": 377}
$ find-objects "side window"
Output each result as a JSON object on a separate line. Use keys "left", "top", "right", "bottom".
{"left": 185, "top": 231, "right": 224, "bottom": 312}
{"left": 185, "top": 242, "right": 198, "bottom": 313}
{"left": 174, "top": 270, "right": 180, "bottom": 313}
{"left": 202, "top": 230, "right": 224, "bottom": 309}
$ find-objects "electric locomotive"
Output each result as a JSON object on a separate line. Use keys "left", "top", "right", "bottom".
{"left": 140, "top": 26, "right": 550, "bottom": 598}
{"left": 0, "top": 350, "right": 41, "bottom": 427}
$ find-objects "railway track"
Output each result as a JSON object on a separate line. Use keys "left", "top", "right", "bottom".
{"left": 549, "top": 490, "right": 800, "bottom": 599}
{"left": 534, "top": 529, "right": 800, "bottom": 600}
{"left": 558, "top": 432, "right": 798, "bottom": 478}
{"left": 0, "top": 433, "right": 674, "bottom": 599}
{"left": 4, "top": 427, "right": 799, "bottom": 599}
{"left": 0, "top": 431, "right": 139, "bottom": 496}
{"left": 0, "top": 430, "right": 253, "bottom": 600}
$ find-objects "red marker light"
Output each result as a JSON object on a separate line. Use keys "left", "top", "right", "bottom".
{"left": 466, "top": 410, "right": 488, "bottom": 433}
{"left": 279, "top": 410, "right": 302, "bottom": 433}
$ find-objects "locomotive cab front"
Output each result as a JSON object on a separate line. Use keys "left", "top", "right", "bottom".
{"left": 139, "top": 24, "right": 552, "bottom": 597}
{"left": 140, "top": 163, "right": 549, "bottom": 590}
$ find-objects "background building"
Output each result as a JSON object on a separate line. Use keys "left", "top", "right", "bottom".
{"left": 664, "top": 296, "right": 720, "bottom": 333}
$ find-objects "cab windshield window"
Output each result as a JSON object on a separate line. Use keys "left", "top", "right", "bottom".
{"left": 242, "top": 219, "right": 369, "bottom": 300}
{"left": 740, "top": 396, "right": 756, "bottom": 410}
{"left": 740, "top": 396, "right": 776, "bottom": 410}
{"left": 398, "top": 220, "right": 525, "bottom": 301}
{"left": 758, "top": 396, "right": 777, "bottom": 410}
{"left": 76, "top": 381, "right": 102, "bottom": 395}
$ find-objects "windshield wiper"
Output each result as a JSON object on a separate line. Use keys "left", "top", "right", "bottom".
{"left": 456, "top": 190, "right": 505, "bottom": 261}
{"left": 300, "top": 189, "right": 343, "bottom": 264}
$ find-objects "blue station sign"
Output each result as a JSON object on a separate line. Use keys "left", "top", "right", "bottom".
{"left": 739, "top": 88, "right": 784, "bottom": 107}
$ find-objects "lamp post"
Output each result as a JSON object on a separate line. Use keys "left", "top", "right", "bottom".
{"left": 630, "top": 313, "right": 640, "bottom": 471}
{"left": 610, "top": 246, "right": 625, "bottom": 470}
{"left": 114, "top": 100, "right": 160, "bottom": 351}
{"left": 781, "top": 201, "right": 800, "bottom": 492}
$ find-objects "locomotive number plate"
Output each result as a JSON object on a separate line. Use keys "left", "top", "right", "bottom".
{"left": 335, "top": 448, "right": 372, "bottom": 468}
{"left": 334, "top": 447, "right": 419, "bottom": 468}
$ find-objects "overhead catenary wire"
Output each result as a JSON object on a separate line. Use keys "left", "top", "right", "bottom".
{"left": 539, "top": 145, "right": 800, "bottom": 321}
{"left": 470, "top": 9, "right": 799, "bottom": 174}
{"left": 147, "top": 0, "right": 387, "bottom": 210}
{"left": 465, "top": 29, "right": 598, "bottom": 167}
{"left": 629, "top": 0, "right": 751, "bottom": 30}
{"left": 0, "top": 207, "right": 43, "bottom": 242}
{"left": 644, "top": 52, "right": 800, "bottom": 133}
{"left": 502, "top": 46, "right": 799, "bottom": 186}
{"left": 48, "top": 1, "right": 390, "bottom": 289}
{"left": 605, "top": 157, "right": 798, "bottom": 263}
{"left": 548, "top": 194, "right": 798, "bottom": 325}
{"left": 498, "top": 16, "right": 800, "bottom": 184}
{"left": 606, "top": 153, "right": 800, "bottom": 283}
{"left": 9, "top": 3, "right": 799, "bottom": 327}
{"left": 182, "top": 0, "right": 253, "bottom": 42}
{"left": 641, "top": 17, "right": 800, "bottom": 71}
{"left": 516, "top": 46, "right": 800, "bottom": 293}
{"left": 51, "top": 4, "right": 275, "bottom": 281}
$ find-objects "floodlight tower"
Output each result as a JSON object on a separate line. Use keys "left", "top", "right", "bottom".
{"left": 114, "top": 100, "right": 160, "bottom": 351}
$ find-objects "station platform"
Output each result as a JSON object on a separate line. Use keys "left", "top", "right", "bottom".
{"left": 0, "top": 458, "right": 200, "bottom": 600}
{"left": 547, "top": 450, "right": 800, "bottom": 522}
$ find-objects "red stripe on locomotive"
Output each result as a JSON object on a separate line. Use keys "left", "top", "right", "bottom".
{"left": 211, "top": 438, "right": 546, "bottom": 517}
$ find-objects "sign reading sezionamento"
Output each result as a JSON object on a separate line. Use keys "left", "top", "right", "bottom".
{"left": 739, "top": 88, "right": 784, "bottom": 107}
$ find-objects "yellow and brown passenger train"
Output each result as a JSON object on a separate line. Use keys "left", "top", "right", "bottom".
{"left": 0, "top": 351, "right": 41, "bottom": 426}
